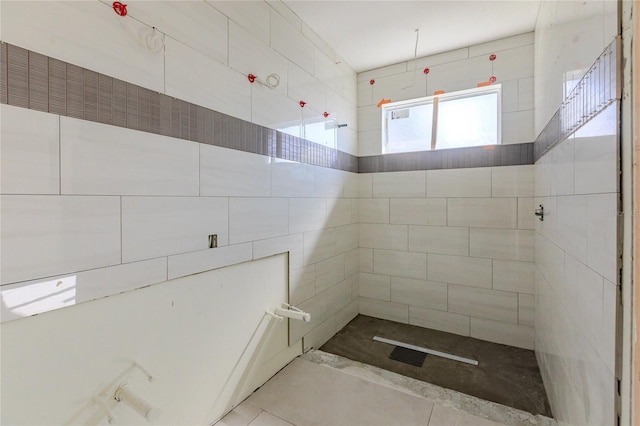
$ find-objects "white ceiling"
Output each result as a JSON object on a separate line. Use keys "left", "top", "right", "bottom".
{"left": 284, "top": 1, "right": 542, "bottom": 73}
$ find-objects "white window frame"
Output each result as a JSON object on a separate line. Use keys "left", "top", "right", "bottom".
{"left": 381, "top": 85, "right": 502, "bottom": 154}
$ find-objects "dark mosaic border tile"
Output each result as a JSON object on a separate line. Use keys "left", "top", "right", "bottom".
{"left": 534, "top": 37, "right": 621, "bottom": 161}
{"left": 0, "top": 41, "right": 358, "bottom": 173}
{"left": 359, "top": 143, "right": 534, "bottom": 173}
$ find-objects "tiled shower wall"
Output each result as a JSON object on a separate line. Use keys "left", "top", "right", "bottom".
{"left": 354, "top": 166, "right": 536, "bottom": 350}
{"left": 0, "top": 0, "right": 358, "bottom": 154}
{"left": 0, "top": 0, "right": 361, "bottom": 349}
{"left": 534, "top": 1, "right": 620, "bottom": 424}
{"left": 357, "top": 32, "right": 535, "bottom": 157}
{"left": 1, "top": 0, "right": 546, "bottom": 358}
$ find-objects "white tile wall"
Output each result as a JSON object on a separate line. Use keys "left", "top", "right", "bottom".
{"left": 390, "top": 277, "right": 447, "bottom": 311}
{"left": 356, "top": 33, "right": 534, "bottom": 155}
{"left": 200, "top": 144, "right": 272, "bottom": 197}
{"left": 409, "top": 307, "right": 470, "bottom": 337}
{"left": 373, "top": 249, "right": 427, "bottom": 281}
{"left": 359, "top": 298, "right": 409, "bottom": 323}
{"left": 448, "top": 285, "right": 518, "bottom": 324}
{"left": 229, "top": 198, "right": 288, "bottom": 244}
{"left": 1, "top": 105, "right": 60, "bottom": 195}
{"left": 389, "top": 199, "right": 447, "bottom": 226}
{"left": 289, "top": 198, "right": 327, "bottom": 234}
{"left": 229, "top": 21, "right": 288, "bottom": 95}
{"left": 469, "top": 228, "right": 535, "bottom": 261}
{"left": 168, "top": 243, "right": 253, "bottom": 280}
{"left": 1, "top": 257, "right": 167, "bottom": 322}
{"left": 271, "top": 161, "right": 315, "bottom": 198}
{"left": 447, "top": 198, "right": 518, "bottom": 229}
{"left": 470, "top": 317, "right": 534, "bottom": 350}
{"left": 373, "top": 171, "right": 426, "bottom": 198}
{"left": 165, "top": 37, "right": 251, "bottom": 122}
{"left": 408, "top": 226, "right": 469, "bottom": 256}
{"left": 122, "top": 196, "right": 229, "bottom": 263}
{"left": 127, "top": 0, "right": 228, "bottom": 64}
{"left": 207, "top": 1, "right": 270, "bottom": 44}
{"left": 1, "top": 195, "right": 121, "bottom": 284}
{"left": 0, "top": 0, "right": 364, "bottom": 363}
{"left": 427, "top": 168, "right": 491, "bottom": 198}
{"left": 356, "top": 199, "right": 390, "bottom": 224}
{"left": 1, "top": 1, "right": 165, "bottom": 92}
{"left": 427, "top": 254, "right": 492, "bottom": 289}
{"left": 534, "top": 7, "right": 619, "bottom": 419}
{"left": 60, "top": 117, "right": 199, "bottom": 196}
{"left": 359, "top": 224, "right": 408, "bottom": 251}
{"left": 491, "top": 165, "right": 534, "bottom": 197}
{"left": 269, "top": 10, "right": 314, "bottom": 74}
{"left": 358, "top": 273, "right": 391, "bottom": 301}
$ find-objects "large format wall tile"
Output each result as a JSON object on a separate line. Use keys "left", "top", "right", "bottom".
{"left": 1, "top": 105, "right": 60, "bottom": 195}
{"left": 167, "top": 243, "right": 253, "bottom": 280}
{"left": 127, "top": 0, "right": 228, "bottom": 64}
{"left": 448, "top": 285, "right": 518, "bottom": 324}
{"left": 390, "top": 277, "right": 447, "bottom": 311}
{"left": 359, "top": 297, "right": 409, "bottom": 323}
{"left": 122, "top": 196, "right": 229, "bottom": 262}
{"left": 447, "top": 198, "right": 518, "bottom": 229}
{"left": 1, "top": 195, "right": 121, "bottom": 284}
{"left": 200, "top": 144, "right": 271, "bottom": 197}
{"left": 359, "top": 224, "right": 408, "bottom": 251}
{"left": 469, "top": 228, "right": 534, "bottom": 261}
{"left": 427, "top": 168, "right": 491, "bottom": 198}
{"left": 373, "top": 171, "right": 426, "bottom": 198}
{"left": 427, "top": 254, "right": 492, "bottom": 288}
{"left": 165, "top": 37, "right": 251, "bottom": 122}
{"left": 470, "top": 317, "right": 534, "bottom": 349}
{"left": 389, "top": 199, "right": 446, "bottom": 226}
{"left": 60, "top": 117, "right": 199, "bottom": 196}
{"left": 373, "top": 249, "right": 427, "bottom": 280}
{"left": 409, "top": 306, "right": 470, "bottom": 337}
{"left": 1, "top": 1, "right": 165, "bottom": 92}
{"left": 408, "top": 226, "right": 469, "bottom": 256}
{"left": 229, "top": 198, "right": 288, "bottom": 244}
{"left": 1, "top": 257, "right": 167, "bottom": 322}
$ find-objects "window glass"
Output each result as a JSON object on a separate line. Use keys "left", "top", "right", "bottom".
{"left": 436, "top": 92, "right": 498, "bottom": 149}
{"left": 382, "top": 85, "right": 501, "bottom": 154}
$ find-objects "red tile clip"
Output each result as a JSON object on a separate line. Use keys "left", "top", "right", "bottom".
{"left": 423, "top": 68, "right": 430, "bottom": 74}
{"left": 248, "top": 74, "right": 257, "bottom": 83}
{"left": 369, "top": 79, "right": 375, "bottom": 85}
{"left": 299, "top": 101, "right": 307, "bottom": 107}
{"left": 323, "top": 112, "right": 330, "bottom": 118}
{"left": 112, "top": 1, "right": 128, "bottom": 16}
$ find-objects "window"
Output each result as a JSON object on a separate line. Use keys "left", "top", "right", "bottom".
{"left": 382, "top": 85, "right": 501, "bottom": 154}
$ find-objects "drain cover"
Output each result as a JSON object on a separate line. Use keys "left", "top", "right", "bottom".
{"left": 389, "top": 346, "right": 426, "bottom": 367}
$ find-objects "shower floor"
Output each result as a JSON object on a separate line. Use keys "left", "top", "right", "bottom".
{"left": 319, "top": 315, "right": 552, "bottom": 417}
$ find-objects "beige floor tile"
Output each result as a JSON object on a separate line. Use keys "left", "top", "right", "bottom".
{"left": 217, "top": 401, "right": 262, "bottom": 426}
{"left": 248, "top": 358, "right": 433, "bottom": 426}
{"left": 428, "top": 404, "right": 504, "bottom": 426}
{"left": 249, "top": 411, "right": 296, "bottom": 426}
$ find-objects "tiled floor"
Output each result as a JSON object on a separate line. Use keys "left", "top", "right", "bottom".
{"left": 215, "top": 351, "right": 556, "bottom": 426}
